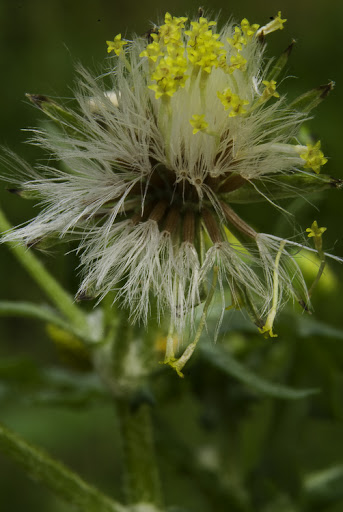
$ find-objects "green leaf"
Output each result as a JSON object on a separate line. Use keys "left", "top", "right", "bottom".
{"left": 304, "top": 465, "right": 343, "bottom": 505}
{"left": 289, "top": 81, "right": 335, "bottom": 113}
{"left": 296, "top": 317, "right": 343, "bottom": 340}
{"left": 0, "top": 422, "right": 127, "bottom": 512}
{"left": 0, "top": 300, "right": 95, "bottom": 344}
{"left": 0, "top": 358, "right": 108, "bottom": 408}
{"left": 219, "top": 174, "right": 342, "bottom": 204}
{"left": 266, "top": 40, "right": 296, "bottom": 82}
{"left": 200, "top": 344, "right": 319, "bottom": 400}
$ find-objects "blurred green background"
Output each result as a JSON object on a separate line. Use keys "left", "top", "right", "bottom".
{"left": 0, "top": 0, "right": 343, "bottom": 511}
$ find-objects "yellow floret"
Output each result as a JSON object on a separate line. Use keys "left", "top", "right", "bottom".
{"left": 300, "top": 141, "right": 328, "bottom": 174}
{"left": 139, "top": 42, "right": 164, "bottom": 62}
{"left": 306, "top": 221, "right": 327, "bottom": 239}
{"left": 229, "top": 53, "right": 247, "bottom": 73}
{"left": 261, "top": 80, "right": 280, "bottom": 101}
{"left": 164, "top": 12, "right": 188, "bottom": 28}
{"left": 227, "top": 27, "right": 247, "bottom": 51}
{"left": 217, "top": 88, "right": 249, "bottom": 116}
{"left": 106, "top": 34, "right": 128, "bottom": 56}
{"left": 256, "top": 11, "right": 287, "bottom": 36}
{"left": 190, "top": 114, "right": 208, "bottom": 134}
{"left": 240, "top": 18, "right": 260, "bottom": 39}
{"left": 149, "top": 51, "right": 188, "bottom": 99}
{"left": 185, "top": 17, "right": 217, "bottom": 40}
{"left": 229, "top": 96, "right": 249, "bottom": 117}
{"left": 157, "top": 12, "right": 187, "bottom": 46}
{"left": 186, "top": 17, "right": 225, "bottom": 73}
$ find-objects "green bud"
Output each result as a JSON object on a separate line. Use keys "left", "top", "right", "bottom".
{"left": 219, "top": 174, "right": 342, "bottom": 203}
{"left": 289, "top": 81, "right": 334, "bottom": 113}
{"left": 26, "top": 93, "right": 87, "bottom": 141}
{"left": 266, "top": 40, "right": 296, "bottom": 82}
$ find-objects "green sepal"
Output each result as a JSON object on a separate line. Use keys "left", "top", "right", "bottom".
{"left": 219, "top": 174, "right": 342, "bottom": 204}
{"left": 266, "top": 40, "right": 295, "bottom": 82}
{"left": 26, "top": 93, "right": 88, "bottom": 141}
{"left": 6, "top": 187, "right": 39, "bottom": 200}
{"left": 289, "top": 81, "right": 335, "bottom": 113}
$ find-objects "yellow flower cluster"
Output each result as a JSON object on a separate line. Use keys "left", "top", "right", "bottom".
{"left": 227, "top": 18, "right": 259, "bottom": 51}
{"left": 137, "top": 12, "right": 287, "bottom": 104}
{"left": 300, "top": 141, "right": 328, "bottom": 174}
{"left": 140, "top": 13, "right": 189, "bottom": 99}
{"left": 185, "top": 18, "right": 225, "bottom": 73}
{"left": 225, "top": 18, "right": 258, "bottom": 74}
{"left": 217, "top": 88, "right": 249, "bottom": 117}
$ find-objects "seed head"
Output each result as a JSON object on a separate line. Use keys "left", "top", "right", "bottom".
{"left": 1, "top": 11, "right": 338, "bottom": 349}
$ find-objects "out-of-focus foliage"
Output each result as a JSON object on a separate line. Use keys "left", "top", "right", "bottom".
{"left": 0, "top": 1, "right": 342, "bottom": 511}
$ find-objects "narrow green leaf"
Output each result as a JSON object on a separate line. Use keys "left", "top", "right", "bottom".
{"left": 0, "top": 422, "right": 127, "bottom": 512}
{"left": 6, "top": 187, "right": 39, "bottom": 200}
{"left": 266, "top": 40, "right": 296, "bottom": 82}
{"left": 0, "top": 300, "right": 75, "bottom": 332}
{"left": 26, "top": 93, "right": 88, "bottom": 141}
{"left": 200, "top": 344, "right": 319, "bottom": 399}
{"left": 219, "top": 173, "right": 342, "bottom": 204}
{"left": 289, "top": 81, "right": 335, "bottom": 113}
{"left": 0, "top": 358, "right": 107, "bottom": 407}
{"left": 304, "top": 465, "right": 343, "bottom": 504}
{"left": 296, "top": 317, "right": 343, "bottom": 340}
{"left": 0, "top": 300, "right": 95, "bottom": 343}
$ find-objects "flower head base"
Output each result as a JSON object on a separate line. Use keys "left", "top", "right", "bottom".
{"left": 1, "top": 11, "right": 338, "bottom": 365}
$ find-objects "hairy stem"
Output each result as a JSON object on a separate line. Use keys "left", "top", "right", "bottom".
{"left": 116, "top": 400, "right": 163, "bottom": 508}
{"left": 0, "top": 422, "right": 127, "bottom": 512}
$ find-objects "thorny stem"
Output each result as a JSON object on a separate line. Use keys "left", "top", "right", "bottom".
{"left": 0, "top": 207, "right": 87, "bottom": 331}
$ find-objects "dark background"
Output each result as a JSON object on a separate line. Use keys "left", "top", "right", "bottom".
{"left": 0, "top": 1, "right": 343, "bottom": 511}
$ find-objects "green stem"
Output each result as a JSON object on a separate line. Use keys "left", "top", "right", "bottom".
{"left": 0, "top": 207, "right": 87, "bottom": 331}
{"left": 116, "top": 400, "right": 163, "bottom": 508}
{"left": 0, "top": 422, "right": 127, "bottom": 512}
{"left": 308, "top": 245, "right": 326, "bottom": 299}
{"left": 0, "top": 300, "right": 93, "bottom": 342}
